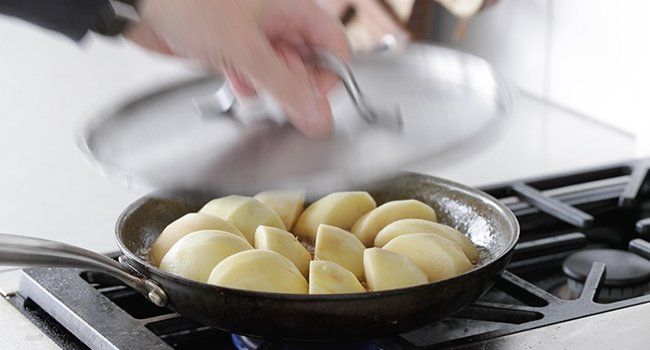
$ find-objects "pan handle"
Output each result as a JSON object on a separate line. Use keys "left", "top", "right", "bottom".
{"left": 0, "top": 233, "right": 168, "bottom": 307}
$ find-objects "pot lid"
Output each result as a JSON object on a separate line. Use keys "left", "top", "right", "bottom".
{"left": 78, "top": 43, "right": 514, "bottom": 193}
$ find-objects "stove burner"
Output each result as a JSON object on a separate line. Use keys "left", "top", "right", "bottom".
{"left": 9, "top": 159, "right": 650, "bottom": 350}
{"left": 563, "top": 249, "right": 650, "bottom": 301}
{"left": 231, "top": 335, "right": 381, "bottom": 350}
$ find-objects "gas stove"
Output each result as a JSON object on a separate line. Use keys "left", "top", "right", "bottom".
{"left": 2, "top": 159, "right": 650, "bottom": 349}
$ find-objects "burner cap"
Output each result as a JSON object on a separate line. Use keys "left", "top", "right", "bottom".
{"left": 563, "top": 249, "right": 650, "bottom": 286}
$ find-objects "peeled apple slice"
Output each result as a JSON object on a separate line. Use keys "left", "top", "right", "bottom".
{"left": 351, "top": 200, "right": 437, "bottom": 247}
{"left": 199, "top": 195, "right": 285, "bottom": 245}
{"left": 314, "top": 224, "right": 365, "bottom": 279}
{"left": 254, "top": 225, "right": 312, "bottom": 277}
{"left": 374, "top": 219, "right": 479, "bottom": 261}
{"left": 208, "top": 250, "right": 308, "bottom": 294}
{"left": 309, "top": 260, "right": 366, "bottom": 294}
{"left": 150, "top": 213, "right": 246, "bottom": 266}
{"left": 363, "top": 248, "right": 428, "bottom": 291}
{"left": 159, "top": 230, "right": 253, "bottom": 282}
{"left": 293, "top": 192, "right": 376, "bottom": 242}
{"left": 254, "top": 190, "right": 305, "bottom": 230}
{"left": 383, "top": 233, "right": 473, "bottom": 282}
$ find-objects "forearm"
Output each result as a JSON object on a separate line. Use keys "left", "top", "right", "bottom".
{"left": 0, "top": 0, "right": 108, "bottom": 40}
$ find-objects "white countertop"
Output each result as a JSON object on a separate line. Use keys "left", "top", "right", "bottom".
{"left": 0, "top": 17, "right": 637, "bottom": 257}
{"left": 0, "top": 299, "right": 59, "bottom": 350}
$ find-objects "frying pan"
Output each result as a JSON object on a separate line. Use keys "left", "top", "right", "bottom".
{"left": 0, "top": 173, "right": 518, "bottom": 340}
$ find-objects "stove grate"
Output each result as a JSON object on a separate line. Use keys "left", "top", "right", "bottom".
{"left": 14, "top": 232, "right": 650, "bottom": 350}
{"left": 9, "top": 158, "right": 650, "bottom": 349}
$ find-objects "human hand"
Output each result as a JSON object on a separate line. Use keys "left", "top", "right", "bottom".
{"left": 126, "top": 0, "right": 351, "bottom": 138}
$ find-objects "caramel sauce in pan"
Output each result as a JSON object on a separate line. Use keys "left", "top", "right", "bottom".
{"left": 298, "top": 237, "right": 316, "bottom": 258}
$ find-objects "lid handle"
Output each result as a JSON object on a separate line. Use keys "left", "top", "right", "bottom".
{"left": 194, "top": 49, "right": 402, "bottom": 129}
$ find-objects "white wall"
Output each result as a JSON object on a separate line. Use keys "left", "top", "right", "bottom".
{"left": 0, "top": 16, "right": 194, "bottom": 253}
{"left": 435, "top": 0, "right": 650, "bottom": 155}
{"left": 549, "top": 0, "right": 650, "bottom": 152}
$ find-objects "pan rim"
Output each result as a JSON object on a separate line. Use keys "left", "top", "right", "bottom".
{"left": 115, "top": 174, "right": 519, "bottom": 301}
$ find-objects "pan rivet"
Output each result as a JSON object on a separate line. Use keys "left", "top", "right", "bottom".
{"left": 148, "top": 291, "right": 165, "bottom": 306}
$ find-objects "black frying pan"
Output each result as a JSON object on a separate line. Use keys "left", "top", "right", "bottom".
{"left": 0, "top": 173, "right": 519, "bottom": 340}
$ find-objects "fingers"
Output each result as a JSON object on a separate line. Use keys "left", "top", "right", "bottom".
{"left": 224, "top": 67, "right": 257, "bottom": 98}
{"left": 294, "top": 0, "right": 353, "bottom": 100}
{"left": 217, "top": 0, "right": 352, "bottom": 138}
{"left": 303, "top": 1, "right": 352, "bottom": 61}
{"left": 277, "top": 46, "right": 334, "bottom": 137}
{"left": 308, "top": 65, "right": 340, "bottom": 100}
{"left": 131, "top": 0, "right": 350, "bottom": 139}
{"left": 236, "top": 34, "right": 333, "bottom": 138}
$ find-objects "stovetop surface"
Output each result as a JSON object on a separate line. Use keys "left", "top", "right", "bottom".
{"left": 3, "top": 158, "right": 650, "bottom": 350}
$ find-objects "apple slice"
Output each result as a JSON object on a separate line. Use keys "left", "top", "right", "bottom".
{"left": 351, "top": 200, "right": 437, "bottom": 246}
{"left": 363, "top": 248, "right": 428, "bottom": 291}
{"left": 309, "top": 260, "right": 366, "bottom": 294}
{"left": 199, "top": 195, "right": 285, "bottom": 245}
{"left": 383, "top": 233, "right": 473, "bottom": 282}
{"left": 207, "top": 250, "right": 308, "bottom": 294}
{"left": 254, "top": 225, "right": 312, "bottom": 277}
{"left": 293, "top": 192, "right": 376, "bottom": 242}
{"left": 314, "top": 224, "right": 365, "bottom": 279}
{"left": 150, "top": 212, "right": 246, "bottom": 266}
{"left": 374, "top": 219, "right": 479, "bottom": 261}
{"left": 254, "top": 190, "right": 305, "bottom": 230}
{"left": 159, "top": 230, "right": 253, "bottom": 283}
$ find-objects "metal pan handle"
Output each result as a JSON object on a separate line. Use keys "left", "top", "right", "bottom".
{"left": 0, "top": 233, "right": 167, "bottom": 306}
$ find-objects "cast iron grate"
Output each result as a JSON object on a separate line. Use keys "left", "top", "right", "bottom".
{"left": 17, "top": 234, "right": 650, "bottom": 350}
